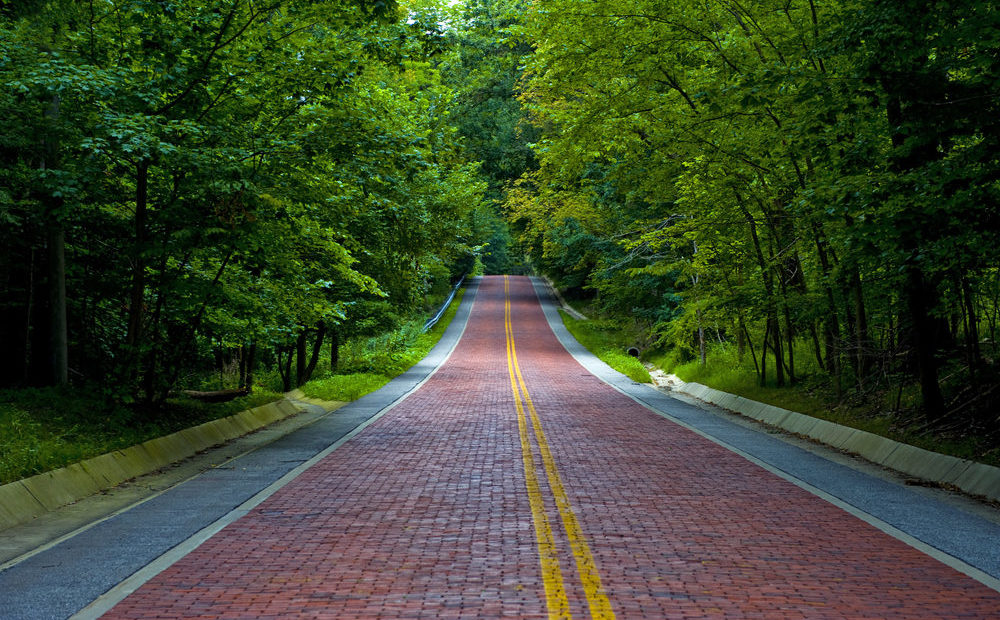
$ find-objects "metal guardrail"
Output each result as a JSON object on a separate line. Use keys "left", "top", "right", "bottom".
{"left": 423, "top": 275, "right": 466, "bottom": 332}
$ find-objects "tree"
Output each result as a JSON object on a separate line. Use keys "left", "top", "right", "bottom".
{"left": 0, "top": 0, "right": 490, "bottom": 405}
{"left": 515, "top": 0, "right": 1000, "bottom": 427}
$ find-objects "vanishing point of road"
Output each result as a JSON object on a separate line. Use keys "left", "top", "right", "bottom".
{"left": 3, "top": 275, "right": 1000, "bottom": 618}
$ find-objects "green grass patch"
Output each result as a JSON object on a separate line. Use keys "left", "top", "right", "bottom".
{"left": 650, "top": 344, "right": 1000, "bottom": 468}
{"left": 652, "top": 346, "right": 837, "bottom": 421}
{"left": 0, "top": 387, "right": 283, "bottom": 485}
{"left": 559, "top": 308, "right": 1000, "bottom": 468}
{"left": 559, "top": 311, "right": 651, "bottom": 384}
{"left": 300, "top": 373, "right": 392, "bottom": 402}
{"left": 300, "top": 288, "right": 466, "bottom": 402}
{"left": 652, "top": 345, "right": 903, "bottom": 437}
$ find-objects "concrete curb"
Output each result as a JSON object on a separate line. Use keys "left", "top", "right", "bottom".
{"left": 668, "top": 378, "right": 1000, "bottom": 503}
{"left": 0, "top": 396, "right": 328, "bottom": 531}
{"left": 541, "top": 277, "right": 587, "bottom": 320}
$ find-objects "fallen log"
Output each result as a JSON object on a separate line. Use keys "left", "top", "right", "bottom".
{"left": 174, "top": 388, "right": 250, "bottom": 403}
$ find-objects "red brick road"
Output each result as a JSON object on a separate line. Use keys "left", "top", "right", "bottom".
{"left": 105, "top": 276, "right": 1000, "bottom": 618}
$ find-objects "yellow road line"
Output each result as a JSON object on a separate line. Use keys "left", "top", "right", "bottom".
{"left": 505, "top": 276, "right": 615, "bottom": 620}
{"left": 506, "top": 277, "right": 572, "bottom": 619}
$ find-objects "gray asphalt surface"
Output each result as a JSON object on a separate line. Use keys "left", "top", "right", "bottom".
{"left": 0, "top": 274, "right": 998, "bottom": 619}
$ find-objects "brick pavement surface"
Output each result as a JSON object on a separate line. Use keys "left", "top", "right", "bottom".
{"left": 105, "top": 276, "right": 1000, "bottom": 618}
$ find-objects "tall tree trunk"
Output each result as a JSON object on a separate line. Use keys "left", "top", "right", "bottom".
{"left": 736, "top": 264, "right": 746, "bottom": 361}
{"left": 46, "top": 226, "right": 68, "bottom": 386}
{"left": 329, "top": 326, "right": 340, "bottom": 371}
{"left": 849, "top": 265, "right": 871, "bottom": 380}
{"left": 22, "top": 249, "right": 36, "bottom": 385}
{"left": 736, "top": 316, "right": 746, "bottom": 361}
{"left": 43, "top": 95, "right": 68, "bottom": 386}
{"left": 810, "top": 323, "right": 824, "bottom": 370}
{"left": 777, "top": 271, "right": 795, "bottom": 384}
{"left": 239, "top": 342, "right": 256, "bottom": 391}
{"left": 125, "top": 160, "right": 150, "bottom": 357}
{"left": 961, "top": 276, "right": 981, "bottom": 377}
{"left": 301, "top": 322, "right": 326, "bottom": 384}
{"left": 771, "top": 314, "right": 785, "bottom": 387}
{"left": 246, "top": 342, "right": 256, "bottom": 392}
{"left": 278, "top": 346, "right": 293, "bottom": 392}
{"left": 697, "top": 310, "right": 706, "bottom": 366}
{"left": 239, "top": 344, "right": 248, "bottom": 389}
{"left": 760, "top": 319, "right": 770, "bottom": 386}
{"left": 739, "top": 315, "right": 760, "bottom": 380}
{"left": 902, "top": 259, "right": 945, "bottom": 417}
{"left": 737, "top": 193, "right": 783, "bottom": 387}
{"left": 811, "top": 223, "right": 841, "bottom": 378}
{"left": 885, "top": 86, "right": 946, "bottom": 419}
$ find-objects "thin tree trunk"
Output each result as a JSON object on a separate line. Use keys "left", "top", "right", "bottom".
{"left": 740, "top": 316, "right": 760, "bottom": 380}
{"left": 23, "top": 249, "right": 35, "bottom": 385}
{"left": 961, "top": 276, "right": 981, "bottom": 375}
{"left": 125, "top": 160, "right": 150, "bottom": 356}
{"left": 302, "top": 322, "right": 326, "bottom": 384}
{"left": 810, "top": 322, "right": 823, "bottom": 370}
{"left": 295, "top": 330, "right": 307, "bottom": 387}
{"left": 850, "top": 266, "right": 871, "bottom": 378}
{"left": 736, "top": 265, "right": 746, "bottom": 361}
{"left": 811, "top": 214, "right": 842, "bottom": 385}
{"left": 771, "top": 315, "right": 785, "bottom": 387}
{"left": 46, "top": 219, "right": 68, "bottom": 389}
{"left": 329, "top": 326, "right": 340, "bottom": 371}
{"left": 736, "top": 192, "right": 783, "bottom": 387}
{"left": 697, "top": 311, "right": 706, "bottom": 366}
{"left": 240, "top": 342, "right": 256, "bottom": 392}
{"left": 760, "top": 319, "right": 770, "bottom": 387}
{"left": 785, "top": 308, "right": 795, "bottom": 383}
{"left": 990, "top": 271, "right": 1000, "bottom": 358}
{"left": 239, "top": 345, "right": 248, "bottom": 388}
{"left": 278, "top": 346, "right": 293, "bottom": 393}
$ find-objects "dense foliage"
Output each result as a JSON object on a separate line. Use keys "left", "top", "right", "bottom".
{"left": 513, "top": 0, "right": 1000, "bottom": 439}
{"left": 0, "top": 0, "right": 493, "bottom": 403}
{"left": 5, "top": 0, "right": 1000, "bottom": 454}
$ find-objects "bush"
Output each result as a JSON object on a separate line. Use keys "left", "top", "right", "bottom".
{"left": 559, "top": 312, "right": 652, "bottom": 384}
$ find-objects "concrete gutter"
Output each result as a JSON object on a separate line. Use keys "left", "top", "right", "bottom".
{"left": 663, "top": 375, "right": 1000, "bottom": 503}
{"left": 540, "top": 277, "right": 588, "bottom": 320}
{"left": 0, "top": 394, "right": 344, "bottom": 531}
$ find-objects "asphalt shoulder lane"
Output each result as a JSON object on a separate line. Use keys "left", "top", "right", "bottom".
{"left": 0, "top": 279, "right": 481, "bottom": 620}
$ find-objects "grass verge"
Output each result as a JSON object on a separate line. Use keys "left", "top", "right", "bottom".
{"left": 0, "top": 287, "right": 467, "bottom": 485}
{"left": 558, "top": 299, "right": 998, "bottom": 468}
{"left": 0, "top": 388, "right": 282, "bottom": 486}
{"left": 650, "top": 346, "right": 1000, "bottom": 468}
{"left": 559, "top": 311, "right": 651, "bottom": 384}
{"left": 301, "top": 288, "right": 465, "bottom": 401}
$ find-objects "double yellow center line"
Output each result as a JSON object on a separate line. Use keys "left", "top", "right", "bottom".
{"left": 504, "top": 276, "right": 615, "bottom": 620}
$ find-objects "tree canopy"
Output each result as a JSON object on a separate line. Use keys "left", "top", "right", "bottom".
{"left": 514, "top": 0, "right": 1000, "bottom": 429}
{"left": 3, "top": 0, "right": 1000, "bottom": 440}
{"left": 0, "top": 0, "right": 492, "bottom": 402}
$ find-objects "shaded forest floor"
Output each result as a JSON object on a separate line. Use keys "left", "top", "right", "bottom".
{"left": 561, "top": 301, "right": 1000, "bottom": 471}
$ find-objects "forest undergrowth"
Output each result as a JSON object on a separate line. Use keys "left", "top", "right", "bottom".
{"left": 0, "top": 287, "right": 465, "bottom": 486}
{"left": 563, "top": 299, "right": 1000, "bottom": 470}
